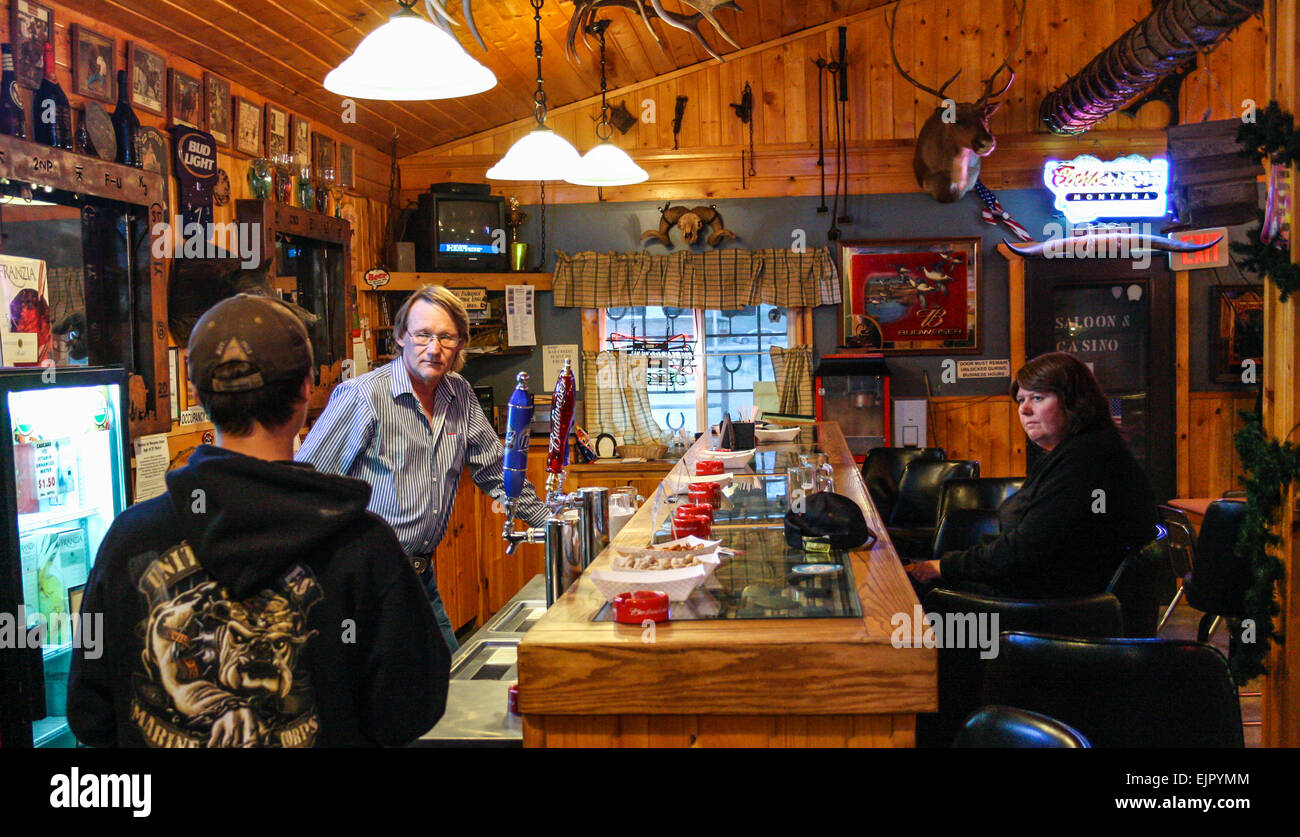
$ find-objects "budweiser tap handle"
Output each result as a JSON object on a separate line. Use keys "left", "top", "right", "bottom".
{"left": 545, "top": 359, "right": 577, "bottom": 493}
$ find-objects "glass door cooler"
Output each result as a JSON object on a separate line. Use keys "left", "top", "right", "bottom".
{"left": 0, "top": 366, "right": 128, "bottom": 748}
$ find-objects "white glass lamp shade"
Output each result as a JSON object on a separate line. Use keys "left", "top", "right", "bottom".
{"left": 565, "top": 141, "right": 649, "bottom": 186}
{"left": 324, "top": 10, "right": 496, "bottom": 101}
{"left": 486, "top": 125, "right": 582, "bottom": 181}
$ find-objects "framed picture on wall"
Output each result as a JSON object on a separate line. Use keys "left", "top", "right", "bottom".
{"left": 205, "top": 73, "right": 232, "bottom": 148}
{"left": 127, "top": 42, "right": 165, "bottom": 116}
{"left": 71, "top": 24, "right": 115, "bottom": 103}
{"left": 290, "top": 115, "right": 311, "bottom": 168}
{"left": 1210, "top": 284, "right": 1264, "bottom": 384}
{"left": 839, "top": 237, "right": 981, "bottom": 355}
{"left": 312, "top": 132, "right": 335, "bottom": 179}
{"left": 168, "top": 69, "right": 203, "bottom": 129}
{"left": 265, "top": 103, "right": 289, "bottom": 158}
{"left": 11, "top": 0, "right": 53, "bottom": 89}
{"left": 339, "top": 144, "right": 354, "bottom": 189}
{"left": 234, "top": 96, "right": 261, "bottom": 157}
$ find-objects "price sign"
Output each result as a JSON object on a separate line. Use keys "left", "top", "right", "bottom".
{"left": 32, "top": 440, "right": 58, "bottom": 499}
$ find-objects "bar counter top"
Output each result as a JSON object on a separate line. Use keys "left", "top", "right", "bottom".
{"left": 517, "top": 422, "right": 936, "bottom": 747}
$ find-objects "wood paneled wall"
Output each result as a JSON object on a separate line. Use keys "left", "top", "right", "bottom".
{"left": 928, "top": 395, "right": 1026, "bottom": 478}
{"left": 19, "top": 3, "right": 393, "bottom": 449}
{"left": 1185, "top": 392, "right": 1255, "bottom": 498}
{"left": 402, "top": 1, "right": 1268, "bottom": 203}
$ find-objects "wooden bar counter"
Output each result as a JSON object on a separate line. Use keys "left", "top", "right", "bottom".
{"left": 517, "top": 422, "right": 936, "bottom": 747}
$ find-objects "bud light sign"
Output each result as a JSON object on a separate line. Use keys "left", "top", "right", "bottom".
{"left": 1043, "top": 154, "right": 1168, "bottom": 224}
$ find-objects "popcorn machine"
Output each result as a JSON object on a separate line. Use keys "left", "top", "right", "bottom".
{"left": 814, "top": 354, "right": 892, "bottom": 461}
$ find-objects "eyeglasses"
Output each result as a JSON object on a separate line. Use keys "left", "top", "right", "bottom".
{"left": 406, "top": 330, "right": 464, "bottom": 349}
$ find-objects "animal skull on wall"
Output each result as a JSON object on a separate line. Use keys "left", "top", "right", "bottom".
{"left": 643, "top": 205, "right": 737, "bottom": 247}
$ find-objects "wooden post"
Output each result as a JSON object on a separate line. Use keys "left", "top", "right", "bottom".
{"left": 1262, "top": 0, "right": 1300, "bottom": 748}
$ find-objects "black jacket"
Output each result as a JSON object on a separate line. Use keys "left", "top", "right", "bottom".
{"left": 67, "top": 445, "right": 449, "bottom": 747}
{"left": 939, "top": 425, "right": 1157, "bottom": 598}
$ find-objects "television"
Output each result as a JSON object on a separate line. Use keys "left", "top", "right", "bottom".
{"left": 411, "top": 188, "right": 507, "bottom": 272}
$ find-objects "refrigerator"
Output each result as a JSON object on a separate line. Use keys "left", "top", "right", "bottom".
{"left": 0, "top": 367, "right": 129, "bottom": 748}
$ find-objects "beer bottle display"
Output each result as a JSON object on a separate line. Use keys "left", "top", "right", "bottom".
{"left": 111, "top": 70, "right": 141, "bottom": 167}
{"left": 33, "top": 41, "right": 71, "bottom": 150}
{"left": 0, "top": 44, "right": 26, "bottom": 139}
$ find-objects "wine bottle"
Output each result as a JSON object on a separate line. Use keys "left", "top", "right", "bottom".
{"left": 111, "top": 70, "right": 140, "bottom": 167}
{"left": 32, "top": 40, "right": 71, "bottom": 150}
{"left": 0, "top": 44, "right": 26, "bottom": 138}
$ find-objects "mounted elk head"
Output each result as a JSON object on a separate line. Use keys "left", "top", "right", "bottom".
{"left": 887, "top": 1, "right": 1024, "bottom": 203}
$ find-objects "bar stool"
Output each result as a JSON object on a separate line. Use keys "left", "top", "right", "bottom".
{"left": 929, "top": 509, "right": 1000, "bottom": 562}
{"left": 982, "top": 632, "right": 1244, "bottom": 747}
{"left": 916, "top": 587, "right": 1123, "bottom": 748}
{"left": 1181, "top": 499, "right": 1250, "bottom": 645}
{"left": 1104, "top": 528, "right": 1171, "bottom": 638}
{"left": 1156, "top": 506, "right": 1197, "bottom": 633}
{"left": 935, "top": 477, "right": 1025, "bottom": 521}
{"left": 860, "top": 446, "right": 945, "bottom": 521}
{"left": 953, "top": 706, "right": 1091, "bottom": 748}
{"left": 887, "top": 459, "right": 980, "bottom": 560}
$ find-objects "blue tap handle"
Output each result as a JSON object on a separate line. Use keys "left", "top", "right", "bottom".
{"left": 503, "top": 372, "right": 534, "bottom": 502}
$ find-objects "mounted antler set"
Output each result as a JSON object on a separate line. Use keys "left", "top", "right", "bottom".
{"left": 425, "top": 0, "right": 743, "bottom": 64}
{"left": 567, "top": 1, "right": 742, "bottom": 63}
{"left": 887, "top": 0, "right": 1025, "bottom": 203}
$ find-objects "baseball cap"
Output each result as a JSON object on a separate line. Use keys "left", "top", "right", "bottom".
{"left": 784, "top": 492, "right": 875, "bottom": 551}
{"left": 188, "top": 294, "right": 313, "bottom": 394}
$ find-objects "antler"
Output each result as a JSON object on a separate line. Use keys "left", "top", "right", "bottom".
{"left": 425, "top": 0, "right": 490, "bottom": 52}
{"left": 886, "top": 3, "right": 961, "bottom": 101}
{"left": 565, "top": 0, "right": 741, "bottom": 64}
{"left": 974, "top": 0, "right": 1025, "bottom": 105}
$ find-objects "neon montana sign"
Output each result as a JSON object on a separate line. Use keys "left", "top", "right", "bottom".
{"left": 1043, "top": 154, "right": 1168, "bottom": 224}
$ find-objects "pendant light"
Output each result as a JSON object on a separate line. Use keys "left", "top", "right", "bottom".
{"left": 486, "top": 0, "right": 581, "bottom": 181}
{"left": 566, "top": 20, "right": 648, "bottom": 187}
{"left": 324, "top": 0, "right": 496, "bottom": 101}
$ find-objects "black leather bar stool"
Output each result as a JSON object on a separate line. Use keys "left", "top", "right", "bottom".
{"left": 886, "top": 459, "right": 979, "bottom": 560}
{"left": 929, "top": 508, "right": 999, "bottom": 563}
{"left": 983, "top": 632, "right": 1244, "bottom": 747}
{"left": 1182, "top": 499, "right": 1249, "bottom": 644}
{"left": 916, "top": 587, "right": 1123, "bottom": 748}
{"left": 953, "top": 706, "right": 1091, "bottom": 748}
{"left": 1105, "top": 528, "right": 1171, "bottom": 638}
{"left": 935, "top": 477, "right": 1025, "bottom": 522}
{"left": 860, "top": 446, "right": 945, "bottom": 521}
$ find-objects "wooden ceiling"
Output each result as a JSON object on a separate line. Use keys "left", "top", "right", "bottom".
{"left": 83, "top": 0, "right": 888, "bottom": 157}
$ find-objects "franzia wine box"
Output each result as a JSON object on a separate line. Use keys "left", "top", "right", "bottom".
{"left": 0, "top": 254, "right": 50, "bottom": 366}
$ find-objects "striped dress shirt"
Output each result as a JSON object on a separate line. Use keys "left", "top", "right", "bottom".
{"left": 296, "top": 357, "right": 550, "bottom": 557}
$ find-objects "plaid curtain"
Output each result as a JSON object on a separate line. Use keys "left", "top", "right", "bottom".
{"left": 581, "top": 350, "right": 664, "bottom": 445}
{"left": 770, "top": 345, "right": 814, "bottom": 417}
{"left": 553, "top": 248, "right": 840, "bottom": 309}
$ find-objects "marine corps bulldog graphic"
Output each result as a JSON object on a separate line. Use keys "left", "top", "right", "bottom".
{"left": 131, "top": 547, "right": 322, "bottom": 748}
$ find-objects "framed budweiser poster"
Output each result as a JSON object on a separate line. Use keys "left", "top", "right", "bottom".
{"left": 839, "top": 237, "right": 981, "bottom": 355}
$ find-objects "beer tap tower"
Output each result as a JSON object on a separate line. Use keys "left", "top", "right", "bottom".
{"left": 501, "top": 361, "right": 610, "bottom": 606}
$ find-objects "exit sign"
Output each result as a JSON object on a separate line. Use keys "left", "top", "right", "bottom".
{"left": 1168, "top": 228, "right": 1230, "bottom": 270}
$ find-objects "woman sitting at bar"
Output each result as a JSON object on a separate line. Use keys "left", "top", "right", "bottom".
{"left": 906, "top": 351, "right": 1156, "bottom": 598}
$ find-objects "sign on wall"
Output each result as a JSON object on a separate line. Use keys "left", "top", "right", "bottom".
{"left": 1043, "top": 154, "right": 1169, "bottom": 224}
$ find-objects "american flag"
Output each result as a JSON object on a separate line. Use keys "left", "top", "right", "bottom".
{"left": 974, "top": 180, "right": 1033, "bottom": 241}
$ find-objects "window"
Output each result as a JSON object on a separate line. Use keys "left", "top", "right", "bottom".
{"left": 602, "top": 304, "right": 791, "bottom": 433}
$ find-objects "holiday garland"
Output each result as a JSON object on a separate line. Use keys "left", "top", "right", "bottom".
{"left": 1231, "top": 100, "right": 1300, "bottom": 300}
{"left": 1222, "top": 101, "right": 1298, "bottom": 683}
{"left": 1230, "top": 411, "right": 1292, "bottom": 683}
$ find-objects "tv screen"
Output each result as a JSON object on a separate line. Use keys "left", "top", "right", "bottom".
{"left": 437, "top": 200, "right": 499, "bottom": 255}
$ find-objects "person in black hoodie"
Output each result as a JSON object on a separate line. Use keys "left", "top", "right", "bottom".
{"left": 906, "top": 351, "right": 1157, "bottom": 598}
{"left": 68, "top": 294, "right": 449, "bottom": 747}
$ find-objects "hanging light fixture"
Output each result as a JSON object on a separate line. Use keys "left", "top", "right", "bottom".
{"left": 486, "top": 0, "right": 581, "bottom": 181}
{"left": 566, "top": 19, "right": 648, "bottom": 188}
{"left": 324, "top": 0, "right": 496, "bottom": 101}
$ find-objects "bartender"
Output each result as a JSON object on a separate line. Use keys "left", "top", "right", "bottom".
{"left": 297, "top": 285, "right": 550, "bottom": 651}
